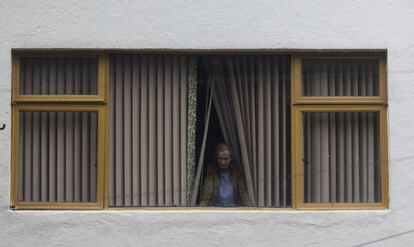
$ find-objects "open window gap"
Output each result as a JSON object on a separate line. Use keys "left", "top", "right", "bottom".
{"left": 194, "top": 56, "right": 292, "bottom": 207}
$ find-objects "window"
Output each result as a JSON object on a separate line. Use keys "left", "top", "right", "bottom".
{"left": 11, "top": 52, "right": 107, "bottom": 209}
{"left": 10, "top": 51, "right": 388, "bottom": 210}
{"left": 292, "top": 54, "right": 388, "bottom": 209}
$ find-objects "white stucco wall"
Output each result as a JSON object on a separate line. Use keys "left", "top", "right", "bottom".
{"left": 1, "top": 1, "right": 414, "bottom": 246}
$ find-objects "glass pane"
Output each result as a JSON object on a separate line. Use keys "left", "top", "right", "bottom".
{"left": 302, "top": 112, "right": 381, "bottom": 203}
{"left": 108, "top": 55, "right": 292, "bottom": 208}
{"left": 302, "top": 59, "right": 379, "bottom": 96}
{"left": 108, "top": 55, "right": 193, "bottom": 207}
{"left": 18, "top": 111, "right": 98, "bottom": 203}
{"left": 19, "top": 57, "right": 99, "bottom": 95}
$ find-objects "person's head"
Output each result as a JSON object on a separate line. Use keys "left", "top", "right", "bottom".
{"left": 214, "top": 143, "right": 232, "bottom": 170}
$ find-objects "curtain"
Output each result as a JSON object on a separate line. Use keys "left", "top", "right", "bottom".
{"left": 19, "top": 57, "right": 98, "bottom": 95}
{"left": 202, "top": 56, "right": 291, "bottom": 207}
{"left": 18, "top": 111, "right": 98, "bottom": 202}
{"left": 303, "top": 112, "right": 381, "bottom": 203}
{"left": 109, "top": 55, "right": 188, "bottom": 207}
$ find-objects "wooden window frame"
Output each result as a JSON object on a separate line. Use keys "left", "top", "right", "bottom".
{"left": 292, "top": 105, "right": 388, "bottom": 210}
{"left": 292, "top": 54, "right": 387, "bottom": 105}
{"left": 10, "top": 104, "right": 107, "bottom": 209}
{"left": 10, "top": 51, "right": 388, "bottom": 210}
{"left": 12, "top": 52, "right": 107, "bottom": 103}
{"left": 11, "top": 51, "right": 109, "bottom": 209}
{"left": 291, "top": 53, "right": 389, "bottom": 210}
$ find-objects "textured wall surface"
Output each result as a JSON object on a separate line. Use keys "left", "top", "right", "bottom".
{"left": 1, "top": 0, "right": 414, "bottom": 246}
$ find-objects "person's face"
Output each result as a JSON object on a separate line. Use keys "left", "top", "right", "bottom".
{"left": 217, "top": 149, "right": 231, "bottom": 170}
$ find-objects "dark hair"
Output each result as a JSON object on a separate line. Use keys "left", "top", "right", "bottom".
{"left": 214, "top": 143, "right": 232, "bottom": 159}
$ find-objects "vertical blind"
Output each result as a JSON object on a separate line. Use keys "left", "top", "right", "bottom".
{"left": 109, "top": 55, "right": 188, "bottom": 207}
{"left": 303, "top": 112, "right": 381, "bottom": 203}
{"left": 19, "top": 57, "right": 98, "bottom": 95}
{"left": 302, "top": 59, "right": 379, "bottom": 96}
{"left": 301, "top": 58, "right": 382, "bottom": 204}
{"left": 18, "top": 111, "right": 98, "bottom": 202}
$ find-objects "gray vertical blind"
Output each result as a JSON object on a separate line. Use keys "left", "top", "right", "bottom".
{"left": 109, "top": 55, "right": 188, "bottom": 207}
{"left": 18, "top": 111, "right": 98, "bottom": 202}
{"left": 302, "top": 59, "right": 379, "bottom": 96}
{"left": 19, "top": 57, "right": 98, "bottom": 95}
{"left": 303, "top": 112, "right": 381, "bottom": 203}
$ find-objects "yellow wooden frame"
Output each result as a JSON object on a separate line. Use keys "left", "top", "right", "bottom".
{"left": 12, "top": 52, "right": 107, "bottom": 103}
{"left": 292, "top": 54, "right": 387, "bottom": 105}
{"left": 9, "top": 51, "right": 388, "bottom": 211}
{"left": 292, "top": 105, "right": 388, "bottom": 210}
{"left": 291, "top": 53, "right": 388, "bottom": 210}
{"left": 10, "top": 104, "right": 106, "bottom": 209}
